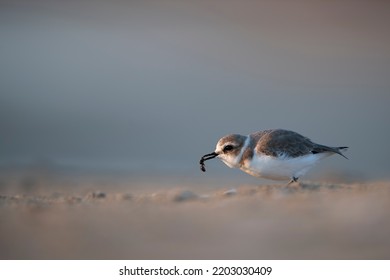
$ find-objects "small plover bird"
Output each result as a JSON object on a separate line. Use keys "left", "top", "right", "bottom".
{"left": 200, "top": 129, "right": 348, "bottom": 185}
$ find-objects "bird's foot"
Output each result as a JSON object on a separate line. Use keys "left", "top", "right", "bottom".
{"left": 285, "top": 177, "right": 299, "bottom": 187}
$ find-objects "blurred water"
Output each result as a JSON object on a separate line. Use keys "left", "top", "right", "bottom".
{"left": 1, "top": 0, "right": 390, "bottom": 181}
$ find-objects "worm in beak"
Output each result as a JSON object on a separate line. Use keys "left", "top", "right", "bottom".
{"left": 199, "top": 152, "right": 218, "bottom": 172}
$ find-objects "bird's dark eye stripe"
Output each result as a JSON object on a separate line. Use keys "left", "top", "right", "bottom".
{"left": 223, "top": 145, "right": 234, "bottom": 152}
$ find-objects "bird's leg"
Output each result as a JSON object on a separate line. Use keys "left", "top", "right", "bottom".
{"left": 286, "top": 176, "right": 299, "bottom": 187}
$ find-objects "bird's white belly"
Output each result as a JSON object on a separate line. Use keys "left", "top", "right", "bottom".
{"left": 241, "top": 153, "right": 326, "bottom": 180}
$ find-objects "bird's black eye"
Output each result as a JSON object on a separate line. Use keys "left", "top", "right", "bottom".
{"left": 223, "top": 145, "right": 234, "bottom": 152}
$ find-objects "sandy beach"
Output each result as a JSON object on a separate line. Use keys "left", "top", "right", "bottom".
{"left": 1, "top": 172, "right": 389, "bottom": 260}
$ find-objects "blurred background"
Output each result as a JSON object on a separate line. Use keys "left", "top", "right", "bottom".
{"left": 1, "top": 0, "right": 390, "bottom": 261}
{"left": 1, "top": 0, "right": 390, "bottom": 182}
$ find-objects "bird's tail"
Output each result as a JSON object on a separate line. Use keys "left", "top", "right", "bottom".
{"left": 312, "top": 144, "right": 349, "bottom": 159}
{"left": 336, "top": 146, "right": 349, "bottom": 159}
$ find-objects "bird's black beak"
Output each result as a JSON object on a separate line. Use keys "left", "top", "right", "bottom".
{"left": 199, "top": 152, "right": 218, "bottom": 172}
